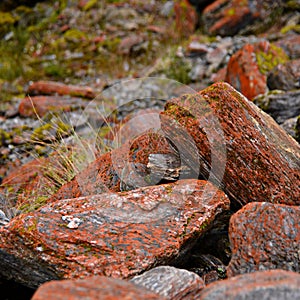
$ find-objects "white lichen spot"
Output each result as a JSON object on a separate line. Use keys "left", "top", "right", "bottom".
{"left": 62, "top": 215, "right": 82, "bottom": 229}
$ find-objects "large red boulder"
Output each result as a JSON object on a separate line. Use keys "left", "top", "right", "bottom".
{"left": 0, "top": 179, "right": 230, "bottom": 288}
{"left": 161, "top": 82, "right": 300, "bottom": 207}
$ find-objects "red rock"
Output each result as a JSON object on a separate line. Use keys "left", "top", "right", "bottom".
{"left": 267, "top": 58, "right": 300, "bottom": 91}
{"left": 28, "top": 81, "right": 97, "bottom": 99}
{"left": 202, "top": 0, "right": 284, "bottom": 36}
{"left": 49, "top": 131, "right": 176, "bottom": 202}
{"left": 174, "top": 0, "right": 198, "bottom": 36}
{"left": 161, "top": 82, "right": 300, "bottom": 207}
{"left": 32, "top": 276, "right": 164, "bottom": 300}
{"left": 225, "top": 41, "right": 288, "bottom": 100}
{"left": 0, "top": 179, "right": 230, "bottom": 288}
{"left": 275, "top": 34, "right": 300, "bottom": 59}
{"left": 199, "top": 270, "right": 300, "bottom": 299}
{"left": 18, "top": 96, "right": 87, "bottom": 118}
{"left": 227, "top": 202, "right": 300, "bottom": 277}
{"left": 131, "top": 266, "right": 205, "bottom": 299}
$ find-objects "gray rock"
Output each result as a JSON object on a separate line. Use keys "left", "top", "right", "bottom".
{"left": 254, "top": 90, "right": 300, "bottom": 124}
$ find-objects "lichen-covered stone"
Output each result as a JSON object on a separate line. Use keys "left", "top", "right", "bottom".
{"left": 131, "top": 266, "right": 204, "bottom": 299}
{"left": 199, "top": 270, "right": 300, "bottom": 300}
{"left": 161, "top": 82, "right": 300, "bottom": 206}
{"left": 0, "top": 179, "right": 230, "bottom": 288}
{"left": 225, "top": 41, "right": 288, "bottom": 100}
{"left": 227, "top": 202, "right": 300, "bottom": 277}
{"left": 32, "top": 276, "right": 165, "bottom": 300}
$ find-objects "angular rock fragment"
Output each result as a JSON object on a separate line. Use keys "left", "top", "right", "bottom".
{"left": 0, "top": 179, "right": 230, "bottom": 288}
{"left": 32, "top": 276, "right": 164, "bottom": 300}
{"left": 131, "top": 266, "right": 204, "bottom": 299}
{"left": 161, "top": 82, "right": 300, "bottom": 206}
{"left": 199, "top": 270, "right": 300, "bottom": 300}
{"left": 28, "top": 81, "right": 97, "bottom": 99}
{"left": 254, "top": 90, "right": 300, "bottom": 124}
{"left": 227, "top": 202, "right": 300, "bottom": 277}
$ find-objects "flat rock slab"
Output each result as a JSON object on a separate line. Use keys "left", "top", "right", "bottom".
{"left": 0, "top": 179, "right": 230, "bottom": 288}
{"left": 131, "top": 266, "right": 204, "bottom": 299}
{"left": 32, "top": 276, "right": 164, "bottom": 300}
{"left": 28, "top": 80, "right": 97, "bottom": 99}
{"left": 199, "top": 270, "right": 300, "bottom": 300}
{"left": 161, "top": 82, "right": 300, "bottom": 206}
{"left": 18, "top": 95, "right": 87, "bottom": 118}
{"left": 227, "top": 202, "right": 300, "bottom": 277}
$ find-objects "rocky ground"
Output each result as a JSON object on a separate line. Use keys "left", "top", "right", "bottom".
{"left": 0, "top": 0, "right": 300, "bottom": 299}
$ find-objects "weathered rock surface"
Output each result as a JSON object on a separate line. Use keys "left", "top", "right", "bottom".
{"left": 202, "top": 0, "right": 284, "bottom": 36}
{"left": 227, "top": 202, "right": 300, "bottom": 277}
{"left": 225, "top": 41, "right": 288, "bottom": 100}
{"left": 254, "top": 90, "right": 300, "bottom": 124}
{"left": 131, "top": 266, "right": 205, "bottom": 299}
{"left": 18, "top": 96, "right": 87, "bottom": 118}
{"left": 267, "top": 59, "right": 300, "bottom": 91}
{"left": 28, "top": 81, "right": 97, "bottom": 99}
{"left": 32, "top": 276, "right": 165, "bottom": 300}
{"left": 0, "top": 179, "right": 230, "bottom": 288}
{"left": 199, "top": 270, "right": 300, "bottom": 300}
{"left": 161, "top": 82, "right": 300, "bottom": 206}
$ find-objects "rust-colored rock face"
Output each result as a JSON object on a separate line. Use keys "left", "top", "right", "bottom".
{"left": 18, "top": 96, "right": 87, "bottom": 117}
{"left": 32, "top": 276, "right": 165, "bottom": 300}
{"left": 227, "top": 202, "right": 300, "bottom": 277}
{"left": 199, "top": 270, "right": 300, "bottom": 299}
{"left": 28, "top": 80, "right": 97, "bottom": 99}
{"left": 0, "top": 179, "right": 230, "bottom": 288}
{"left": 225, "top": 41, "right": 288, "bottom": 100}
{"left": 161, "top": 82, "right": 300, "bottom": 206}
{"left": 131, "top": 266, "right": 205, "bottom": 299}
